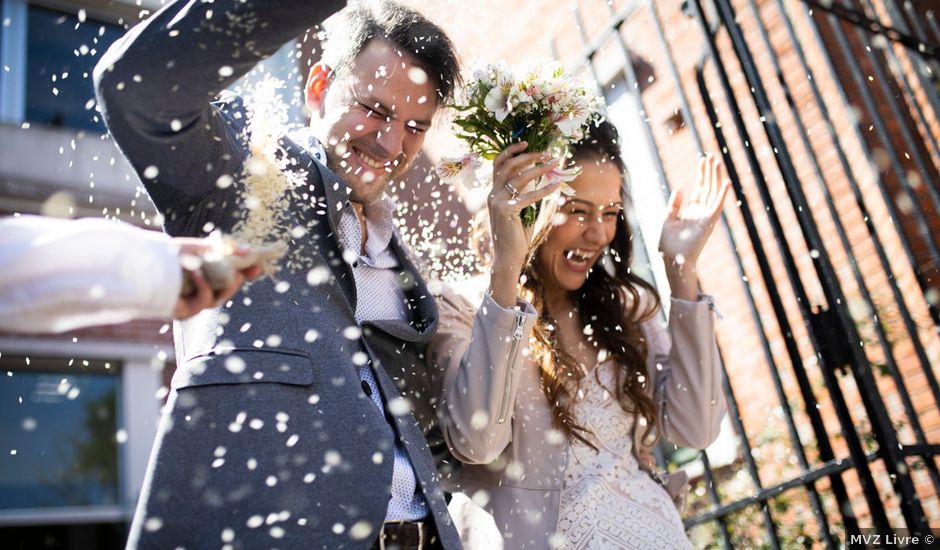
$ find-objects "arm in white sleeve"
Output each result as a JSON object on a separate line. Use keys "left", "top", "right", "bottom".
{"left": 0, "top": 215, "right": 182, "bottom": 333}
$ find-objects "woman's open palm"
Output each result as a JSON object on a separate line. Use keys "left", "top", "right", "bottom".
{"left": 658, "top": 154, "right": 731, "bottom": 269}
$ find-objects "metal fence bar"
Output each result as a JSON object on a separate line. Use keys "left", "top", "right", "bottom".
{"left": 747, "top": 0, "right": 940, "bottom": 500}
{"left": 802, "top": 0, "right": 940, "bottom": 59}
{"left": 716, "top": 352, "right": 782, "bottom": 548}
{"left": 901, "top": 444, "right": 940, "bottom": 456}
{"left": 713, "top": 0, "right": 929, "bottom": 534}
{"left": 898, "top": 0, "right": 940, "bottom": 71}
{"left": 927, "top": 10, "right": 940, "bottom": 47}
{"left": 773, "top": 0, "right": 940, "bottom": 412}
{"left": 699, "top": 451, "right": 734, "bottom": 549}
{"left": 841, "top": 0, "right": 940, "bottom": 240}
{"left": 687, "top": 453, "right": 864, "bottom": 527}
{"left": 789, "top": 0, "right": 940, "bottom": 329}
{"left": 693, "top": 56, "right": 861, "bottom": 538}
{"left": 645, "top": 3, "right": 839, "bottom": 545}
{"left": 693, "top": 0, "right": 897, "bottom": 533}
{"left": 688, "top": 443, "right": 940, "bottom": 527}
{"left": 892, "top": 0, "right": 940, "bottom": 157}
{"left": 819, "top": 1, "right": 940, "bottom": 319}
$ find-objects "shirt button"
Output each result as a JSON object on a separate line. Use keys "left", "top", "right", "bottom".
{"left": 361, "top": 380, "right": 373, "bottom": 397}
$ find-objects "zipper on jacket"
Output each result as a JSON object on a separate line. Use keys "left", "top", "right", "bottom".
{"left": 496, "top": 313, "right": 526, "bottom": 424}
{"left": 698, "top": 293, "right": 723, "bottom": 320}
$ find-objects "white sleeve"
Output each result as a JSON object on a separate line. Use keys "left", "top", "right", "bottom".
{"left": 0, "top": 215, "right": 182, "bottom": 333}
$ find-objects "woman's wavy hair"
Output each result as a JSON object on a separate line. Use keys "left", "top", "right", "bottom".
{"left": 520, "top": 118, "right": 661, "bottom": 449}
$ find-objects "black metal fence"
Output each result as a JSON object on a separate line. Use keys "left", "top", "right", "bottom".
{"left": 556, "top": 0, "right": 940, "bottom": 546}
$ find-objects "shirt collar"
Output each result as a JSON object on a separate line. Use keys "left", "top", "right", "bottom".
{"left": 294, "top": 128, "right": 399, "bottom": 265}
{"left": 290, "top": 126, "right": 328, "bottom": 167}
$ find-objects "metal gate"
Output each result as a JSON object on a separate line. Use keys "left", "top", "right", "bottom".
{"left": 555, "top": 0, "right": 940, "bottom": 546}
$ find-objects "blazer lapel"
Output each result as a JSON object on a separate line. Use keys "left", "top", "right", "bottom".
{"left": 279, "top": 135, "right": 358, "bottom": 308}
{"left": 367, "top": 357, "right": 459, "bottom": 546}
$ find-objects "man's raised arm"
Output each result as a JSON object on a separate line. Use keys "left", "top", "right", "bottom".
{"left": 93, "top": 0, "right": 345, "bottom": 216}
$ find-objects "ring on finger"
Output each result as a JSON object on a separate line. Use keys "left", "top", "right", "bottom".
{"left": 504, "top": 182, "right": 519, "bottom": 198}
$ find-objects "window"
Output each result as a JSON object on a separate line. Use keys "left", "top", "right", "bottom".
{"left": 25, "top": 4, "right": 124, "bottom": 132}
{"left": 603, "top": 75, "right": 669, "bottom": 293}
{"left": 0, "top": 356, "right": 121, "bottom": 511}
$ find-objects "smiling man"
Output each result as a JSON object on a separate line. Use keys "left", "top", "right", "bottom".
{"left": 94, "top": 1, "right": 464, "bottom": 548}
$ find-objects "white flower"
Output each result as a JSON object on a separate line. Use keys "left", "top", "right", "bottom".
{"left": 559, "top": 182, "right": 577, "bottom": 197}
{"left": 453, "top": 60, "right": 601, "bottom": 167}
{"left": 478, "top": 62, "right": 515, "bottom": 122}
{"left": 553, "top": 94, "right": 594, "bottom": 138}
{"left": 484, "top": 83, "right": 514, "bottom": 122}
{"left": 436, "top": 153, "right": 482, "bottom": 185}
{"left": 472, "top": 67, "right": 493, "bottom": 88}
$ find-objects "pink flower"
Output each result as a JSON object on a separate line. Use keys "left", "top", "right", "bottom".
{"left": 541, "top": 164, "right": 581, "bottom": 192}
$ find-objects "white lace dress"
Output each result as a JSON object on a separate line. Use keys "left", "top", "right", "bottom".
{"left": 556, "top": 360, "right": 693, "bottom": 550}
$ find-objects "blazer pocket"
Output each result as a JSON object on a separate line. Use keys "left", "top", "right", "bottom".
{"left": 172, "top": 347, "right": 314, "bottom": 389}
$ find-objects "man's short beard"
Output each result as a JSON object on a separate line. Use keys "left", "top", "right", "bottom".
{"left": 326, "top": 157, "right": 392, "bottom": 205}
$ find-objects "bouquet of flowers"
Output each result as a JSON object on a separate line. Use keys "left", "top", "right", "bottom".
{"left": 437, "top": 60, "right": 599, "bottom": 226}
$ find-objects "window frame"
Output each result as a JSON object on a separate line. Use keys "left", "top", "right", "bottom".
{"left": 0, "top": 0, "right": 132, "bottom": 129}
{"left": 0, "top": 353, "right": 127, "bottom": 526}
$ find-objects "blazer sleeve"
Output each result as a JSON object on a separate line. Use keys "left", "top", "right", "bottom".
{"left": 93, "top": 0, "right": 345, "bottom": 224}
{"left": 645, "top": 295, "right": 726, "bottom": 449}
{"left": 428, "top": 286, "right": 537, "bottom": 465}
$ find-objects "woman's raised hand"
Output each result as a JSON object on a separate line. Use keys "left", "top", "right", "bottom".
{"left": 658, "top": 154, "right": 731, "bottom": 299}
{"left": 487, "top": 141, "right": 562, "bottom": 307}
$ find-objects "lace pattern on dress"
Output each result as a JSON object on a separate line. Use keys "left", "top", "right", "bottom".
{"left": 556, "top": 361, "right": 692, "bottom": 550}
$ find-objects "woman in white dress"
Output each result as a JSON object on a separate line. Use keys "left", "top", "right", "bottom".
{"left": 430, "top": 119, "right": 731, "bottom": 549}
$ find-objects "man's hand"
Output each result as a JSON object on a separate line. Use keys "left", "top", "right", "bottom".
{"left": 173, "top": 239, "right": 265, "bottom": 320}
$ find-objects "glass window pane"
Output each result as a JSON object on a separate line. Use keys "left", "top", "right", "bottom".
{"left": 0, "top": 363, "right": 120, "bottom": 510}
{"left": 25, "top": 5, "right": 124, "bottom": 132}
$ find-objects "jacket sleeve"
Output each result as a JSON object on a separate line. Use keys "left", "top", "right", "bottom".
{"left": 645, "top": 295, "right": 726, "bottom": 449}
{"left": 428, "top": 286, "right": 537, "bottom": 465}
{"left": 93, "top": 0, "right": 345, "bottom": 222}
{"left": 0, "top": 216, "right": 181, "bottom": 333}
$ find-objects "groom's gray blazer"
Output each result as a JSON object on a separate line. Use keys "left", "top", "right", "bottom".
{"left": 94, "top": 0, "right": 461, "bottom": 548}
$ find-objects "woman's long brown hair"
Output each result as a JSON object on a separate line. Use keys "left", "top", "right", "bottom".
{"left": 520, "top": 119, "right": 662, "bottom": 450}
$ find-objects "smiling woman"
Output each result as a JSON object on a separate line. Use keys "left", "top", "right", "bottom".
{"left": 429, "top": 118, "right": 730, "bottom": 549}
{"left": 533, "top": 162, "right": 624, "bottom": 293}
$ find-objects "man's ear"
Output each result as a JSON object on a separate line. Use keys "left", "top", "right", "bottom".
{"left": 305, "top": 62, "right": 331, "bottom": 111}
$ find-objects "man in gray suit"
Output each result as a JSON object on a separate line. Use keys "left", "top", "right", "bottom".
{"left": 94, "top": 1, "right": 470, "bottom": 548}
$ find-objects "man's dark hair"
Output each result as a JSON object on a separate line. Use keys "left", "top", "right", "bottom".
{"left": 323, "top": 1, "right": 461, "bottom": 103}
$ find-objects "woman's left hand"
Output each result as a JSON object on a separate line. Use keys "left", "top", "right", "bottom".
{"left": 658, "top": 154, "right": 731, "bottom": 274}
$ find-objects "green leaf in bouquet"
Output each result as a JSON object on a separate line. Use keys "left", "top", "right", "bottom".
{"left": 453, "top": 120, "right": 480, "bottom": 132}
{"left": 521, "top": 203, "right": 540, "bottom": 227}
